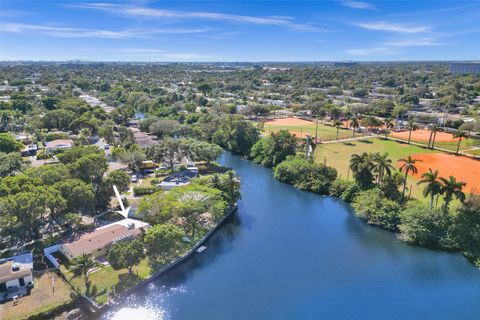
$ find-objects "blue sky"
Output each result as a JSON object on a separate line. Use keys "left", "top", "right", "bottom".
{"left": 1, "top": 0, "right": 479, "bottom": 61}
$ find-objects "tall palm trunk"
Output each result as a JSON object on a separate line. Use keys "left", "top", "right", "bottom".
{"left": 429, "top": 193, "right": 434, "bottom": 209}
{"left": 408, "top": 129, "right": 412, "bottom": 144}
{"left": 427, "top": 130, "right": 433, "bottom": 148}
{"left": 431, "top": 130, "right": 438, "bottom": 149}
{"left": 456, "top": 138, "right": 462, "bottom": 154}
{"left": 402, "top": 171, "right": 408, "bottom": 198}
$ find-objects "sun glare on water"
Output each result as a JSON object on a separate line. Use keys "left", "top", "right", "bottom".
{"left": 109, "top": 306, "right": 166, "bottom": 320}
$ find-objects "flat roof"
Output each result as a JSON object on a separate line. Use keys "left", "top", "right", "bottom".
{"left": 0, "top": 253, "right": 33, "bottom": 283}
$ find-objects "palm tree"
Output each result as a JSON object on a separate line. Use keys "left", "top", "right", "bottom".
{"left": 371, "top": 152, "right": 394, "bottom": 184}
{"left": 417, "top": 168, "right": 442, "bottom": 209}
{"left": 223, "top": 170, "right": 241, "bottom": 205}
{"left": 452, "top": 130, "right": 468, "bottom": 155}
{"left": 208, "top": 173, "right": 222, "bottom": 190}
{"left": 406, "top": 119, "right": 419, "bottom": 144}
{"left": 439, "top": 176, "right": 466, "bottom": 212}
{"left": 350, "top": 152, "right": 371, "bottom": 174}
{"left": 349, "top": 116, "right": 360, "bottom": 139}
{"left": 428, "top": 124, "right": 440, "bottom": 149}
{"left": 349, "top": 152, "right": 375, "bottom": 188}
{"left": 384, "top": 118, "right": 395, "bottom": 139}
{"left": 398, "top": 156, "right": 422, "bottom": 199}
{"left": 333, "top": 119, "right": 342, "bottom": 140}
{"left": 69, "top": 253, "right": 98, "bottom": 294}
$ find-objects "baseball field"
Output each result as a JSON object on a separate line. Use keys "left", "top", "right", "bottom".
{"left": 315, "top": 138, "right": 480, "bottom": 199}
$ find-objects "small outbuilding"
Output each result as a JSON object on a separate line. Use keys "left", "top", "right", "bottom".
{"left": 0, "top": 252, "right": 34, "bottom": 301}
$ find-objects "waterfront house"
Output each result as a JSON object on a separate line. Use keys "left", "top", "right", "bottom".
{"left": 59, "top": 219, "right": 149, "bottom": 261}
{"left": 0, "top": 252, "right": 34, "bottom": 302}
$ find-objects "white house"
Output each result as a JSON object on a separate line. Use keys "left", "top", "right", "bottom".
{"left": 0, "top": 252, "right": 34, "bottom": 301}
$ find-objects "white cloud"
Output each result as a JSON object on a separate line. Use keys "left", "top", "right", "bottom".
{"left": 72, "top": 3, "right": 324, "bottom": 32}
{"left": 0, "top": 23, "right": 209, "bottom": 38}
{"left": 385, "top": 38, "right": 442, "bottom": 47}
{"left": 346, "top": 37, "right": 443, "bottom": 56}
{"left": 340, "top": 1, "right": 375, "bottom": 10}
{"left": 356, "top": 21, "right": 430, "bottom": 33}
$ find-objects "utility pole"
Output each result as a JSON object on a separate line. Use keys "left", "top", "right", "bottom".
{"left": 315, "top": 116, "right": 319, "bottom": 144}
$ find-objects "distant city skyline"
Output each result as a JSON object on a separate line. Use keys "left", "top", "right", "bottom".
{"left": 1, "top": 0, "right": 479, "bottom": 62}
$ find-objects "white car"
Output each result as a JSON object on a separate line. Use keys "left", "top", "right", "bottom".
{"left": 104, "top": 143, "right": 110, "bottom": 150}
{"left": 130, "top": 175, "right": 138, "bottom": 183}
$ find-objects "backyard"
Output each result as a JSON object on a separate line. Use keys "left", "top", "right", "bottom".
{"left": 0, "top": 271, "right": 74, "bottom": 320}
{"left": 58, "top": 254, "right": 152, "bottom": 305}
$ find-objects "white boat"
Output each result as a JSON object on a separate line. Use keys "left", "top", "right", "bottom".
{"left": 196, "top": 246, "right": 207, "bottom": 253}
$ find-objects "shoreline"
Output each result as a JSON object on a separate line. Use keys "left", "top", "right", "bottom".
{"left": 92, "top": 203, "right": 238, "bottom": 318}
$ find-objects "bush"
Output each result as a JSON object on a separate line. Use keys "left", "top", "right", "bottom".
{"left": 340, "top": 182, "right": 360, "bottom": 202}
{"left": 329, "top": 179, "right": 350, "bottom": 197}
{"left": 133, "top": 186, "right": 158, "bottom": 196}
{"left": 351, "top": 189, "right": 401, "bottom": 231}
{"left": 451, "top": 195, "right": 480, "bottom": 266}
{"left": 274, "top": 155, "right": 337, "bottom": 194}
{"left": 250, "top": 130, "right": 297, "bottom": 167}
{"left": 399, "top": 201, "right": 454, "bottom": 248}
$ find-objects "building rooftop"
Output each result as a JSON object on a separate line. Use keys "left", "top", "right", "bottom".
{"left": 63, "top": 219, "right": 148, "bottom": 258}
{"left": 45, "top": 139, "right": 74, "bottom": 149}
{"left": 0, "top": 252, "right": 33, "bottom": 284}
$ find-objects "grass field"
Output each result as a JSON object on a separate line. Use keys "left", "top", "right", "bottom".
{"left": 60, "top": 257, "right": 152, "bottom": 305}
{"left": 263, "top": 118, "right": 364, "bottom": 141}
{"left": 315, "top": 138, "right": 439, "bottom": 200}
{"left": 0, "top": 272, "right": 73, "bottom": 320}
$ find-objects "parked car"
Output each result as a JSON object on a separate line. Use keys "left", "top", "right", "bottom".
{"left": 104, "top": 143, "right": 110, "bottom": 150}
{"left": 130, "top": 175, "right": 138, "bottom": 183}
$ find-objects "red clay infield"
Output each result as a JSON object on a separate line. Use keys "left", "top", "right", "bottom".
{"left": 264, "top": 117, "right": 313, "bottom": 126}
{"left": 409, "top": 153, "right": 480, "bottom": 193}
{"left": 391, "top": 129, "right": 457, "bottom": 143}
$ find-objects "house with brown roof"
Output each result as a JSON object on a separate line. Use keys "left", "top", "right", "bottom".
{"left": 0, "top": 253, "right": 33, "bottom": 301}
{"left": 59, "top": 219, "right": 148, "bottom": 261}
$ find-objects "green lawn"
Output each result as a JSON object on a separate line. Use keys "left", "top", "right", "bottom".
{"left": 314, "top": 138, "right": 438, "bottom": 201}
{"left": 464, "top": 148, "right": 480, "bottom": 156}
{"left": 264, "top": 122, "right": 364, "bottom": 141}
{"left": 60, "top": 257, "right": 152, "bottom": 305}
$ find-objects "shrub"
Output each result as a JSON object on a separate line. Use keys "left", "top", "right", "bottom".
{"left": 340, "top": 182, "right": 360, "bottom": 202}
{"left": 329, "top": 179, "right": 350, "bottom": 197}
{"left": 250, "top": 130, "right": 297, "bottom": 167}
{"left": 351, "top": 189, "right": 401, "bottom": 231}
{"left": 399, "top": 201, "right": 454, "bottom": 248}
{"left": 133, "top": 186, "right": 158, "bottom": 196}
{"left": 274, "top": 155, "right": 337, "bottom": 194}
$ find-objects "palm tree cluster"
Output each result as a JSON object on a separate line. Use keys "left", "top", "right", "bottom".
{"left": 418, "top": 169, "right": 467, "bottom": 211}
{"left": 349, "top": 152, "right": 394, "bottom": 188}
{"left": 349, "top": 152, "right": 468, "bottom": 211}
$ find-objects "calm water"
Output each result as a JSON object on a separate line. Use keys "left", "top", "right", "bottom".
{"left": 103, "top": 152, "right": 480, "bottom": 320}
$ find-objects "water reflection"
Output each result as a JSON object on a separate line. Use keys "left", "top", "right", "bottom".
{"left": 104, "top": 152, "right": 480, "bottom": 320}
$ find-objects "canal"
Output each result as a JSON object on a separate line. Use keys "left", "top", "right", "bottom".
{"left": 103, "top": 152, "right": 480, "bottom": 319}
